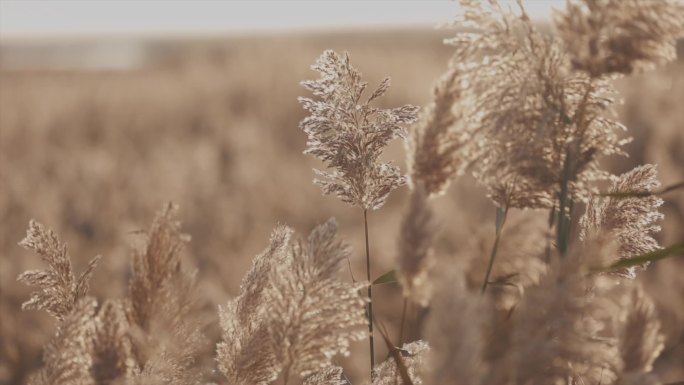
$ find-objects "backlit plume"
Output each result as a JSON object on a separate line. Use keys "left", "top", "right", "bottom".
{"left": 300, "top": 50, "right": 419, "bottom": 210}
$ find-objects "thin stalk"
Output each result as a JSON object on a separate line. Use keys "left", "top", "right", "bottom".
{"left": 545, "top": 203, "right": 556, "bottom": 263}
{"left": 398, "top": 297, "right": 408, "bottom": 347}
{"left": 557, "top": 149, "right": 573, "bottom": 257}
{"left": 481, "top": 204, "right": 510, "bottom": 294}
{"left": 363, "top": 209, "right": 375, "bottom": 378}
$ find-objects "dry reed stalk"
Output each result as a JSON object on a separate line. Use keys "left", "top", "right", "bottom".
{"left": 300, "top": 50, "right": 418, "bottom": 378}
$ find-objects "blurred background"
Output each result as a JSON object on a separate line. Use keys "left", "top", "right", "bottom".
{"left": 1, "top": 1, "right": 683, "bottom": 384}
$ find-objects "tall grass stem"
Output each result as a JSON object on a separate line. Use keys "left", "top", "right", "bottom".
{"left": 363, "top": 209, "right": 375, "bottom": 378}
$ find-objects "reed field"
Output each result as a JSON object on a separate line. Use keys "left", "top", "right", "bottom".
{"left": 1, "top": 1, "right": 684, "bottom": 385}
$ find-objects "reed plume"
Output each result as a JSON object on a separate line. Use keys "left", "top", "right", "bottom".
{"left": 127, "top": 203, "right": 191, "bottom": 330}
{"left": 407, "top": 68, "right": 467, "bottom": 197}
{"left": 300, "top": 50, "right": 418, "bottom": 210}
{"left": 217, "top": 226, "right": 293, "bottom": 385}
{"left": 303, "top": 366, "right": 348, "bottom": 385}
{"left": 396, "top": 184, "right": 437, "bottom": 307}
{"left": 90, "top": 300, "right": 138, "bottom": 384}
{"left": 17, "top": 204, "right": 205, "bottom": 385}
{"left": 448, "top": 0, "right": 628, "bottom": 209}
{"left": 508, "top": 238, "right": 624, "bottom": 385}
{"left": 30, "top": 298, "right": 97, "bottom": 385}
{"left": 619, "top": 283, "right": 664, "bottom": 374}
{"left": 217, "top": 219, "right": 367, "bottom": 385}
{"left": 17, "top": 220, "right": 101, "bottom": 320}
{"left": 555, "top": 0, "right": 684, "bottom": 77}
{"left": 424, "top": 266, "right": 487, "bottom": 385}
{"left": 580, "top": 164, "right": 664, "bottom": 278}
{"left": 125, "top": 203, "right": 205, "bottom": 385}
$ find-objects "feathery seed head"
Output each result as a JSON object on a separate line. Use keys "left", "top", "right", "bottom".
{"left": 372, "top": 340, "right": 429, "bottom": 385}
{"left": 396, "top": 184, "right": 437, "bottom": 306}
{"left": 300, "top": 50, "right": 419, "bottom": 210}
{"left": 304, "top": 366, "right": 349, "bottom": 385}
{"left": 555, "top": 0, "right": 684, "bottom": 77}
{"left": 449, "top": 0, "right": 628, "bottom": 209}
{"left": 510, "top": 239, "right": 624, "bottom": 385}
{"left": 407, "top": 68, "right": 469, "bottom": 197}
{"left": 424, "top": 265, "right": 488, "bottom": 385}
{"left": 217, "top": 219, "right": 368, "bottom": 384}
{"left": 18, "top": 220, "right": 101, "bottom": 320}
{"left": 619, "top": 283, "right": 664, "bottom": 373}
{"left": 31, "top": 297, "right": 97, "bottom": 385}
{"left": 580, "top": 164, "right": 664, "bottom": 278}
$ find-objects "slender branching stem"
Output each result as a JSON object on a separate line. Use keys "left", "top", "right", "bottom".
{"left": 363, "top": 209, "right": 375, "bottom": 377}
{"left": 481, "top": 204, "right": 510, "bottom": 294}
{"left": 398, "top": 296, "right": 408, "bottom": 347}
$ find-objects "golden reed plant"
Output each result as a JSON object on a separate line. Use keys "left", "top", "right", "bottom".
{"left": 12, "top": 1, "right": 684, "bottom": 384}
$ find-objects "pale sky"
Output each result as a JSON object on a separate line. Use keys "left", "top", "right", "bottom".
{"left": 0, "top": 0, "right": 567, "bottom": 39}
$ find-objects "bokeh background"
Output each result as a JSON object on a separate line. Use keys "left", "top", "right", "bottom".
{"left": 1, "top": 1, "right": 683, "bottom": 384}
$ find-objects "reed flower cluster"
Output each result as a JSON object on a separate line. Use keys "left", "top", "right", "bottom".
{"left": 581, "top": 164, "right": 664, "bottom": 277}
{"left": 216, "top": 219, "right": 368, "bottom": 385}
{"left": 446, "top": 0, "right": 629, "bottom": 209}
{"left": 556, "top": 0, "right": 684, "bottom": 77}
{"left": 300, "top": 50, "right": 419, "bottom": 210}
{"left": 17, "top": 204, "right": 205, "bottom": 385}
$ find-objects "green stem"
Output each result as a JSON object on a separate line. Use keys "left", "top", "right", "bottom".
{"left": 398, "top": 297, "right": 408, "bottom": 347}
{"left": 545, "top": 204, "right": 556, "bottom": 263}
{"left": 363, "top": 209, "right": 375, "bottom": 378}
{"left": 481, "top": 204, "right": 509, "bottom": 294}
{"left": 557, "top": 149, "right": 573, "bottom": 257}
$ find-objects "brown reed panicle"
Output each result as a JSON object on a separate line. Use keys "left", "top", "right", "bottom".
{"left": 555, "top": 0, "right": 684, "bottom": 77}
{"left": 90, "top": 300, "right": 138, "bottom": 384}
{"left": 302, "top": 366, "right": 348, "bottom": 385}
{"left": 128, "top": 273, "right": 205, "bottom": 385}
{"left": 619, "top": 283, "right": 664, "bottom": 375}
{"left": 580, "top": 164, "right": 664, "bottom": 278}
{"left": 127, "top": 203, "right": 191, "bottom": 330}
{"left": 217, "top": 219, "right": 368, "bottom": 385}
{"left": 299, "top": 50, "right": 419, "bottom": 210}
{"left": 30, "top": 297, "right": 97, "bottom": 385}
{"left": 17, "top": 220, "right": 101, "bottom": 320}
{"left": 423, "top": 265, "right": 490, "bottom": 385}
{"left": 217, "top": 226, "right": 292, "bottom": 385}
{"left": 396, "top": 184, "right": 437, "bottom": 307}
{"left": 124, "top": 203, "right": 204, "bottom": 385}
{"left": 398, "top": 238, "right": 666, "bottom": 385}
{"left": 17, "top": 204, "right": 205, "bottom": 385}
{"left": 507, "top": 238, "right": 625, "bottom": 385}
{"left": 371, "top": 340, "right": 429, "bottom": 385}
{"left": 406, "top": 68, "right": 468, "bottom": 197}
{"left": 447, "top": 0, "right": 628, "bottom": 209}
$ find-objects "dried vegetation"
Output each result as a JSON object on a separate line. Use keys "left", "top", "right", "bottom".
{"left": 2, "top": 1, "right": 684, "bottom": 384}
